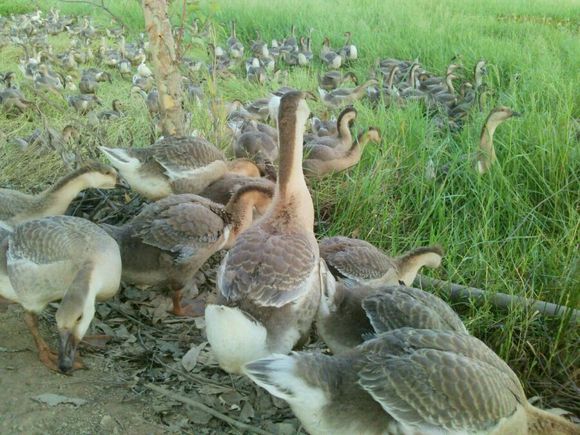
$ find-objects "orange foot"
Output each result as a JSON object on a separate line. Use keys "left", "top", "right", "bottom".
{"left": 170, "top": 298, "right": 206, "bottom": 317}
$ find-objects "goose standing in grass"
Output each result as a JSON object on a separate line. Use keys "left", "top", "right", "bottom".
{"left": 317, "top": 284, "right": 467, "bottom": 354}
{"left": 0, "top": 216, "right": 122, "bottom": 373}
{"left": 0, "top": 162, "right": 122, "bottom": 227}
{"left": 99, "top": 136, "right": 261, "bottom": 200}
{"left": 0, "top": 87, "right": 32, "bottom": 113}
{"left": 304, "top": 106, "right": 357, "bottom": 152}
{"left": 318, "top": 70, "right": 358, "bottom": 91}
{"left": 303, "top": 127, "right": 381, "bottom": 178}
{"left": 320, "top": 236, "right": 443, "bottom": 287}
{"left": 338, "top": 31, "right": 358, "bottom": 61}
{"left": 101, "top": 183, "right": 273, "bottom": 317}
{"left": 475, "top": 106, "right": 521, "bottom": 174}
{"left": 319, "top": 37, "right": 342, "bottom": 69}
{"left": 244, "top": 325, "right": 578, "bottom": 435}
{"left": 226, "top": 20, "right": 244, "bottom": 59}
{"left": 206, "top": 91, "right": 327, "bottom": 374}
{"left": 233, "top": 120, "right": 279, "bottom": 162}
{"left": 319, "top": 79, "right": 378, "bottom": 108}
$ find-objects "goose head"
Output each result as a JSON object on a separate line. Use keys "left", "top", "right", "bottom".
{"left": 486, "top": 106, "right": 521, "bottom": 126}
{"left": 74, "top": 161, "right": 124, "bottom": 189}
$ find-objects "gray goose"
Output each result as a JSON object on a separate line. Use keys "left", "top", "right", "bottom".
{"left": 244, "top": 326, "right": 578, "bottom": 435}
{"left": 319, "top": 79, "right": 378, "bottom": 109}
{"left": 318, "top": 70, "right": 358, "bottom": 91}
{"left": 205, "top": 91, "right": 328, "bottom": 374}
{"left": 0, "top": 162, "right": 122, "bottom": 227}
{"left": 233, "top": 120, "right": 279, "bottom": 162}
{"left": 101, "top": 183, "right": 273, "bottom": 317}
{"left": 0, "top": 216, "right": 122, "bottom": 374}
{"left": 303, "top": 127, "right": 381, "bottom": 178}
{"left": 99, "top": 136, "right": 260, "bottom": 200}
{"left": 320, "top": 236, "right": 443, "bottom": 287}
{"left": 317, "top": 283, "right": 467, "bottom": 354}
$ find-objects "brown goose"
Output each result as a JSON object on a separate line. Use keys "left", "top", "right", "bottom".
{"left": 303, "top": 127, "right": 381, "bottom": 178}
{"left": 244, "top": 326, "right": 578, "bottom": 435}
{"left": 0, "top": 216, "right": 122, "bottom": 373}
{"left": 318, "top": 70, "right": 358, "bottom": 91}
{"left": 320, "top": 236, "right": 443, "bottom": 287}
{"left": 304, "top": 106, "right": 357, "bottom": 152}
{"left": 319, "top": 79, "right": 378, "bottom": 109}
{"left": 317, "top": 283, "right": 467, "bottom": 354}
{"left": 233, "top": 120, "right": 279, "bottom": 162}
{"left": 206, "top": 91, "right": 327, "bottom": 374}
{"left": 99, "top": 136, "right": 260, "bottom": 200}
{"left": 101, "top": 184, "right": 273, "bottom": 317}
{"left": 475, "top": 106, "right": 521, "bottom": 174}
{"left": 198, "top": 174, "right": 275, "bottom": 206}
{"left": 0, "top": 162, "right": 122, "bottom": 227}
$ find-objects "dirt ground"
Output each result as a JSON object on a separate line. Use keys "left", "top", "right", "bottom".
{"left": 0, "top": 283, "right": 304, "bottom": 435}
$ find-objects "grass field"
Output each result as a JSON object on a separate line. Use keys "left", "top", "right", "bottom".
{"left": 1, "top": 0, "right": 579, "bottom": 414}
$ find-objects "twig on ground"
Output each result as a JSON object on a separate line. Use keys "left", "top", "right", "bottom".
{"left": 414, "top": 275, "right": 579, "bottom": 321}
{"left": 144, "top": 383, "right": 271, "bottom": 435}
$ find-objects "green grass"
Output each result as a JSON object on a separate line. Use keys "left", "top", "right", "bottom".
{"left": 1, "top": 0, "right": 579, "bottom": 413}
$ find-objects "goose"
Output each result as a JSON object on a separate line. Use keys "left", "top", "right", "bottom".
{"left": 304, "top": 106, "right": 357, "bottom": 152}
{"left": 233, "top": 120, "right": 279, "bottom": 162}
{"left": 0, "top": 162, "right": 123, "bottom": 227}
{"left": 226, "top": 20, "right": 244, "bottom": 59}
{"left": 244, "top": 327, "right": 579, "bottom": 435}
{"left": 0, "top": 215, "right": 122, "bottom": 373}
{"left": 475, "top": 106, "right": 521, "bottom": 174}
{"left": 474, "top": 59, "right": 487, "bottom": 90}
{"left": 338, "top": 31, "right": 358, "bottom": 61}
{"left": 199, "top": 174, "right": 275, "bottom": 205}
{"left": 205, "top": 91, "right": 327, "bottom": 374}
{"left": 317, "top": 283, "right": 467, "bottom": 354}
{"left": 318, "top": 70, "right": 358, "bottom": 91}
{"left": 33, "top": 64, "right": 64, "bottom": 94}
{"left": 96, "top": 99, "right": 124, "bottom": 121}
{"left": 310, "top": 116, "right": 338, "bottom": 138}
{"left": 99, "top": 136, "right": 260, "bottom": 200}
{"left": 67, "top": 94, "right": 101, "bottom": 115}
{"left": 250, "top": 31, "right": 269, "bottom": 58}
{"left": 101, "top": 184, "right": 273, "bottom": 317}
{"left": 0, "top": 87, "right": 32, "bottom": 113}
{"left": 319, "top": 37, "right": 342, "bottom": 69}
{"left": 303, "top": 127, "right": 381, "bottom": 178}
{"left": 320, "top": 236, "right": 443, "bottom": 287}
{"left": 12, "top": 124, "right": 79, "bottom": 155}
{"left": 280, "top": 25, "right": 299, "bottom": 55}
{"left": 319, "top": 79, "right": 378, "bottom": 108}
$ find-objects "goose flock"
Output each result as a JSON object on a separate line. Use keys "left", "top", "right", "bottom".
{"left": 0, "top": 9, "right": 577, "bottom": 435}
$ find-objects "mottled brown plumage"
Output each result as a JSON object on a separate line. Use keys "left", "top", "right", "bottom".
{"left": 102, "top": 183, "right": 273, "bottom": 316}
{"left": 245, "top": 328, "right": 578, "bottom": 434}
{"left": 320, "top": 236, "right": 444, "bottom": 287}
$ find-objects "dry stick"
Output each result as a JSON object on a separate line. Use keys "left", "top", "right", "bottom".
{"left": 414, "top": 275, "right": 579, "bottom": 322}
{"left": 144, "top": 383, "right": 271, "bottom": 435}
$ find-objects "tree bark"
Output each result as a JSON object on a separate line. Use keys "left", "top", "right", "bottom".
{"left": 142, "top": 0, "right": 185, "bottom": 137}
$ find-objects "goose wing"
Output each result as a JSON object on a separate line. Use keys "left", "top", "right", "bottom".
{"left": 358, "top": 328, "right": 525, "bottom": 432}
{"left": 218, "top": 224, "right": 318, "bottom": 307}
{"left": 151, "top": 137, "right": 226, "bottom": 175}
{"left": 132, "top": 194, "right": 228, "bottom": 263}
{"left": 320, "top": 236, "right": 396, "bottom": 281}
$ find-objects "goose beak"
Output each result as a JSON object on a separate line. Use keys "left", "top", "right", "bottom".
{"left": 511, "top": 111, "right": 522, "bottom": 117}
{"left": 58, "top": 330, "right": 79, "bottom": 374}
{"left": 116, "top": 175, "right": 130, "bottom": 189}
{"left": 303, "top": 91, "right": 317, "bottom": 101}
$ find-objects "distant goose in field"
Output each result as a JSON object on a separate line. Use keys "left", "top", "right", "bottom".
{"left": 251, "top": 31, "right": 270, "bottom": 58}
{"left": 67, "top": 94, "right": 101, "bottom": 115}
{"left": 99, "top": 136, "right": 260, "bottom": 200}
{"left": 320, "top": 37, "right": 342, "bottom": 69}
{"left": 206, "top": 91, "right": 327, "bottom": 374}
{"left": 226, "top": 20, "right": 244, "bottom": 59}
{"left": 33, "top": 64, "right": 64, "bottom": 94}
{"left": 304, "top": 106, "right": 357, "bottom": 152}
{"left": 319, "top": 79, "right": 378, "bottom": 108}
{"left": 475, "top": 106, "right": 521, "bottom": 174}
{"left": 317, "top": 283, "right": 467, "bottom": 354}
{"left": 338, "top": 31, "right": 358, "bottom": 61}
{"left": 233, "top": 120, "right": 279, "bottom": 162}
{"left": 303, "top": 127, "right": 381, "bottom": 178}
{"left": 320, "top": 236, "right": 443, "bottom": 288}
{"left": 310, "top": 115, "right": 338, "bottom": 138}
{"left": 0, "top": 216, "right": 122, "bottom": 374}
{"left": 0, "top": 162, "right": 122, "bottom": 227}
{"left": 101, "top": 184, "right": 273, "bottom": 317}
{"left": 96, "top": 99, "right": 124, "bottom": 121}
{"left": 244, "top": 326, "right": 579, "bottom": 435}
{"left": 318, "top": 70, "right": 358, "bottom": 91}
{"left": 12, "top": 124, "right": 79, "bottom": 157}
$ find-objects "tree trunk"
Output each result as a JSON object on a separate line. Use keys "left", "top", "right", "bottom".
{"left": 142, "top": 0, "right": 185, "bottom": 137}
